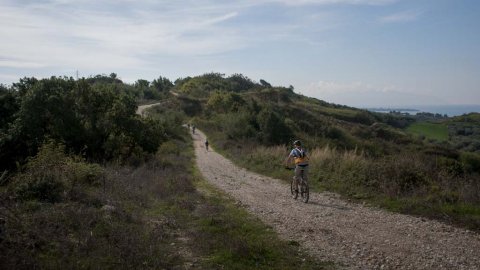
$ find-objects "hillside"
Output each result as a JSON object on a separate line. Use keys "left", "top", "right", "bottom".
{"left": 164, "top": 73, "right": 480, "bottom": 230}
{"left": 1, "top": 73, "right": 479, "bottom": 268}
{"left": 444, "top": 113, "right": 480, "bottom": 152}
{"left": 0, "top": 75, "right": 330, "bottom": 269}
{"left": 192, "top": 128, "right": 480, "bottom": 269}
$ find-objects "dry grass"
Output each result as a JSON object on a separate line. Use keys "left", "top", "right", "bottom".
{"left": 0, "top": 138, "right": 200, "bottom": 269}
{"left": 203, "top": 134, "right": 480, "bottom": 231}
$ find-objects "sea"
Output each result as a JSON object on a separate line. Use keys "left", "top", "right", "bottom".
{"left": 366, "top": 104, "right": 480, "bottom": 117}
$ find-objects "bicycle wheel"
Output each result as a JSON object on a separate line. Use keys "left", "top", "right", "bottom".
{"left": 300, "top": 180, "right": 309, "bottom": 203}
{"left": 291, "top": 178, "right": 298, "bottom": 199}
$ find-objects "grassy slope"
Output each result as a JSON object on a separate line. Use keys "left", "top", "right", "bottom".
{"left": 200, "top": 128, "right": 480, "bottom": 232}
{"left": 192, "top": 86, "right": 480, "bottom": 231}
{"left": 406, "top": 122, "right": 448, "bottom": 141}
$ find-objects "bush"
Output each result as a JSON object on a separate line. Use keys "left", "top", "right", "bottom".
{"left": 10, "top": 142, "right": 103, "bottom": 203}
{"left": 461, "top": 152, "right": 480, "bottom": 173}
{"left": 206, "top": 91, "right": 246, "bottom": 113}
{"left": 256, "top": 108, "right": 293, "bottom": 145}
{"left": 216, "top": 112, "right": 256, "bottom": 140}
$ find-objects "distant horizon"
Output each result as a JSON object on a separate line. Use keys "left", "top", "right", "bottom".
{"left": 363, "top": 104, "right": 480, "bottom": 109}
{"left": 364, "top": 104, "right": 480, "bottom": 117}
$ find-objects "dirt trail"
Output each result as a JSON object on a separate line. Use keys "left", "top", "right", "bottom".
{"left": 136, "top": 103, "right": 160, "bottom": 115}
{"left": 192, "top": 129, "right": 480, "bottom": 270}
{"left": 136, "top": 99, "right": 174, "bottom": 116}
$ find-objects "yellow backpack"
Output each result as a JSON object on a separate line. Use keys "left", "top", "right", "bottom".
{"left": 293, "top": 148, "right": 309, "bottom": 165}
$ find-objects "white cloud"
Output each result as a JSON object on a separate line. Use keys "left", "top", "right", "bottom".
{"left": 0, "top": 0, "right": 413, "bottom": 87}
{"left": 0, "top": 0, "right": 246, "bottom": 73}
{"left": 204, "top": 12, "right": 239, "bottom": 25}
{"left": 0, "top": 0, "right": 399, "bottom": 67}
{"left": 0, "top": 58, "right": 46, "bottom": 68}
{"left": 379, "top": 10, "right": 422, "bottom": 23}
{"left": 2, "top": 0, "right": 363, "bottom": 76}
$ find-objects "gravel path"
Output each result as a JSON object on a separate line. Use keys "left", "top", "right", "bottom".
{"left": 136, "top": 103, "right": 159, "bottom": 116}
{"left": 193, "top": 129, "right": 480, "bottom": 270}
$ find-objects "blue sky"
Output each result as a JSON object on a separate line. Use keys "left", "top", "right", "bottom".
{"left": 0, "top": 0, "right": 479, "bottom": 107}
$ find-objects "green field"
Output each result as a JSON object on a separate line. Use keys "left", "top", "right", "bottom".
{"left": 406, "top": 122, "right": 448, "bottom": 141}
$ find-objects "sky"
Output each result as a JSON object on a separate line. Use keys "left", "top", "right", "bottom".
{"left": 0, "top": 0, "right": 479, "bottom": 107}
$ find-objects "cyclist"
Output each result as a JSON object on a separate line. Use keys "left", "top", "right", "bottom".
{"left": 285, "top": 140, "right": 309, "bottom": 193}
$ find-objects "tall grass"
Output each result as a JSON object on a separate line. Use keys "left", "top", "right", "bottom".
{"left": 0, "top": 140, "right": 191, "bottom": 269}
{"left": 202, "top": 133, "right": 480, "bottom": 231}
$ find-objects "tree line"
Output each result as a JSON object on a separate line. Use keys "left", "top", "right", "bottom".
{"left": 0, "top": 75, "right": 176, "bottom": 172}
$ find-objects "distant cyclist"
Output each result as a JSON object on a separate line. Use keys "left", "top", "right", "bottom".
{"left": 205, "top": 139, "right": 209, "bottom": 151}
{"left": 285, "top": 140, "right": 309, "bottom": 193}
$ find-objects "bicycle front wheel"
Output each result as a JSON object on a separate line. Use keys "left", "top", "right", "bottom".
{"left": 300, "top": 181, "right": 309, "bottom": 203}
{"left": 291, "top": 178, "right": 298, "bottom": 200}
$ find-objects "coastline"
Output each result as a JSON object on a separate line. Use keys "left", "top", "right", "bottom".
{"left": 365, "top": 104, "right": 480, "bottom": 117}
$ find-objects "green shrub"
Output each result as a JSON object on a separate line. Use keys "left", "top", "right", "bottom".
{"left": 460, "top": 152, "right": 480, "bottom": 173}
{"left": 207, "top": 91, "right": 246, "bottom": 113}
{"left": 256, "top": 108, "right": 293, "bottom": 145}
{"left": 10, "top": 142, "right": 103, "bottom": 202}
{"left": 0, "top": 76, "right": 169, "bottom": 170}
{"left": 216, "top": 112, "right": 256, "bottom": 140}
{"left": 325, "top": 126, "right": 345, "bottom": 140}
{"left": 438, "top": 157, "right": 465, "bottom": 177}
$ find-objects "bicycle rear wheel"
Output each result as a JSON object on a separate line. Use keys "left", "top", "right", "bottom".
{"left": 291, "top": 178, "right": 298, "bottom": 199}
{"left": 300, "top": 181, "right": 309, "bottom": 203}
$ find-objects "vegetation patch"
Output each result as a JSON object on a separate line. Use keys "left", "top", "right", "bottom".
{"left": 164, "top": 73, "right": 480, "bottom": 231}
{"left": 200, "top": 128, "right": 480, "bottom": 231}
{"left": 406, "top": 122, "right": 448, "bottom": 141}
{"left": 2, "top": 72, "right": 479, "bottom": 268}
{"left": 0, "top": 75, "right": 334, "bottom": 269}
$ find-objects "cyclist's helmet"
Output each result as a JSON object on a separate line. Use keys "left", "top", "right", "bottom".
{"left": 293, "top": 140, "right": 302, "bottom": 146}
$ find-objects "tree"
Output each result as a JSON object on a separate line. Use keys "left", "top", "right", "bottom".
{"left": 256, "top": 108, "right": 292, "bottom": 145}
{"left": 259, "top": 79, "right": 272, "bottom": 88}
{"left": 227, "top": 73, "right": 255, "bottom": 92}
{"left": 219, "top": 112, "right": 256, "bottom": 140}
{"left": 152, "top": 76, "right": 173, "bottom": 92}
{"left": 0, "top": 85, "right": 19, "bottom": 131}
{"left": 135, "top": 79, "right": 155, "bottom": 99}
{"left": 12, "top": 77, "right": 38, "bottom": 96}
{"left": 86, "top": 74, "right": 122, "bottom": 85}
{"left": 0, "top": 76, "right": 165, "bottom": 170}
{"left": 135, "top": 79, "right": 150, "bottom": 89}
{"left": 206, "top": 91, "right": 246, "bottom": 113}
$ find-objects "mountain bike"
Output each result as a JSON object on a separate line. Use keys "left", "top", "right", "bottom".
{"left": 287, "top": 167, "right": 309, "bottom": 203}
